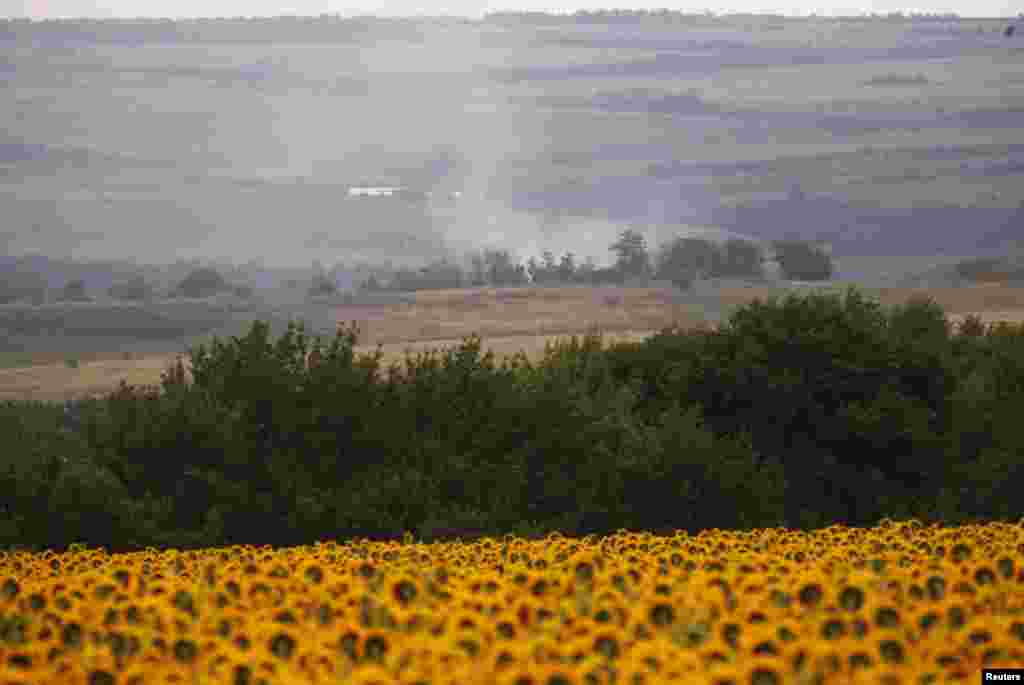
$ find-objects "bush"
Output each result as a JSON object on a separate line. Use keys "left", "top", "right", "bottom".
{"left": 606, "top": 287, "right": 962, "bottom": 525}
{"left": 616, "top": 403, "right": 789, "bottom": 532}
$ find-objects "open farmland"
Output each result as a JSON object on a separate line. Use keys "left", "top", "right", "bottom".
{"left": 3, "top": 281, "right": 1024, "bottom": 403}
{"left": 2, "top": 15, "right": 1022, "bottom": 266}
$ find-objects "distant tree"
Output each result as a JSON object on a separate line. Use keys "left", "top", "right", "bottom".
{"left": 529, "top": 251, "right": 561, "bottom": 285}
{"left": 108, "top": 275, "right": 153, "bottom": 301}
{"left": 609, "top": 228, "right": 651, "bottom": 278}
{"left": 419, "top": 259, "right": 464, "bottom": 290}
{"left": 654, "top": 236, "right": 722, "bottom": 286}
{"left": 60, "top": 279, "right": 88, "bottom": 301}
{"left": 772, "top": 240, "right": 834, "bottom": 281}
{"left": 175, "top": 267, "right": 227, "bottom": 298}
{"left": 308, "top": 274, "right": 338, "bottom": 297}
{"left": 558, "top": 252, "right": 577, "bottom": 283}
{"left": 469, "top": 253, "right": 487, "bottom": 286}
{"left": 541, "top": 250, "right": 557, "bottom": 273}
{"left": 716, "top": 239, "right": 764, "bottom": 279}
{"left": 483, "top": 248, "right": 526, "bottom": 286}
{"left": 576, "top": 256, "right": 597, "bottom": 283}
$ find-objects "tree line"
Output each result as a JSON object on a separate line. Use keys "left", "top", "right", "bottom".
{"left": 363, "top": 230, "right": 834, "bottom": 293}
{"left": 0, "top": 232, "right": 834, "bottom": 304}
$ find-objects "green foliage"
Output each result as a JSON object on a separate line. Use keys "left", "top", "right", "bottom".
{"left": 0, "top": 353, "right": 39, "bottom": 370}
{"left": 3, "top": 284, "right": 1024, "bottom": 552}
{"left": 597, "top": 287, "right": 995, "bottom": 526}
{"left": 0, "top": 398, "right": 126, "bottom": 550}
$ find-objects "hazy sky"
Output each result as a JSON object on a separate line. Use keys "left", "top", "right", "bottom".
{"left": 4, "top": 0, "right": 1020, "bottom": 19}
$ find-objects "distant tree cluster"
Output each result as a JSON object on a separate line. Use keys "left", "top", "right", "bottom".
{"left": 0, "top": 231, "right": 833, "bottom": 308}
{"left": 770, "top": 240, "right": 835, "bottom": 281}
{"left": 355, "top": 229, "right": 834, "bottom": 293}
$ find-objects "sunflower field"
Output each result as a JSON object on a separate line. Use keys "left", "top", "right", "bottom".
{"left": 2, "top": 522, "right": 1023, "bottom": 684}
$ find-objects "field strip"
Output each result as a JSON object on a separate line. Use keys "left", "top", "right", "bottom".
{"left": 3, "top": 300, "right": 1022, "bottom": 404}
{"left": 0, "top": 329, "right": 670, "bottom": 403}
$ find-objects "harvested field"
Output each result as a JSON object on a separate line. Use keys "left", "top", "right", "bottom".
{"left": 331, "top": 285, "right": 704, "bottom": 345}
{"left": 2, "top": 282, "right": 1023, "bottom": 404}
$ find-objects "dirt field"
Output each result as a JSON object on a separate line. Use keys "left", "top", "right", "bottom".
{"left": 2, "top": 282, "right": 1023, "bottom": 404}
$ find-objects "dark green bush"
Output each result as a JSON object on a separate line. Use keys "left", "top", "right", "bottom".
{"left": 590, "top": 287, "right": 1000, "bottom": 526}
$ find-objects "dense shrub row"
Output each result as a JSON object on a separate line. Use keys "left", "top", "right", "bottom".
{"left": 2, "top": 285, "right": 1023, "bottom": 553}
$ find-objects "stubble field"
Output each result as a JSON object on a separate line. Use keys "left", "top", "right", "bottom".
{"left": 3, "top": 280, "right": 1023, "bottom": 403}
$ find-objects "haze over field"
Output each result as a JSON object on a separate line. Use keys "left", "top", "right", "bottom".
{"left": 1, "top": 9, "right": 1022, "bottom": 283}
{"left": 6, "top": 2, "right": 1022, "bottom": 19}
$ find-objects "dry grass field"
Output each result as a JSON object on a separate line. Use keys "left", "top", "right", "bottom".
{"left": 2, "top": 282, "right": 1023, "bottom": 404}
